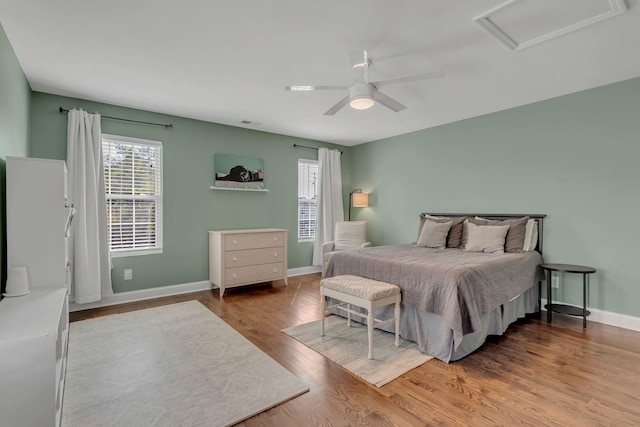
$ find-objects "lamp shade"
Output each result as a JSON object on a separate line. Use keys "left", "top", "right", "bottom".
{"left": 352, "top": 192, "right": 369, "bottom": 207}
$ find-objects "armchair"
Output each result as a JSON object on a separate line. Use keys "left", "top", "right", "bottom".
{"left": 322, "top": 221, "right": 371, "bottom": 275}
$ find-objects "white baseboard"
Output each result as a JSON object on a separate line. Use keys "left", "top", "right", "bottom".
{"left": 70, "top": 266, "right": 323, "bottom": 312}
{"left": 588, "top": 306, "right": 640, "bottom": 331}
{"left": 542, "top": 300, "right": 640, "bottom": 332}
{"left": 70, "top": 280, "right": 211, "bottom": 312}
{"left": 287, "top": 265, "right": 322, "bottom": 276}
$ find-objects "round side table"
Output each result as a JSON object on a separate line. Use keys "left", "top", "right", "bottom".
{"left": 540, "top": 263, "right": 596, "bottom": 328}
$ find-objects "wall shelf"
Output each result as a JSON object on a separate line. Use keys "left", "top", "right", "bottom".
{"left": 210, "top": 186, "right": 269, "bottom": 192}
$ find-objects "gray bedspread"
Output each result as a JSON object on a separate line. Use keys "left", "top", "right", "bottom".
{"left": 325, "top": 244, "right": 543, "bottom": 348}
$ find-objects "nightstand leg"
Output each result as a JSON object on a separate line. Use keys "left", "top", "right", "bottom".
{"left": 583, "top": 273, "right": 588, "bottom": 329}
{"left": 538, "top": 280, "right": 542, "bottom": 319}
{"left": 547, "top": 269, "right": 552, "bottom": 323}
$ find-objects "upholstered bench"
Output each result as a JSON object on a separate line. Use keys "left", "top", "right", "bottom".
{"left": 320, "top": 275, "right": 401, "bottom": 360}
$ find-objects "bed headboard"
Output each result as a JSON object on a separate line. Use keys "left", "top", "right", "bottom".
{"left": 422, "top": 213, "right": 546, "bottom": 255}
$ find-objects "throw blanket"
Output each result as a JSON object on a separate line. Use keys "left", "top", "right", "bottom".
{"left": 325, "top": 244, "right": 543, "bottom": 348}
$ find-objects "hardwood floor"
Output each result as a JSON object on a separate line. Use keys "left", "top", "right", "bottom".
{"left": 70, "top": 274, "right": 640, "bottom": 426}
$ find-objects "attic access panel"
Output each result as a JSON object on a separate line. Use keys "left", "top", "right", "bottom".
{"left": 474, "top": 0, "right": 627, "bottom": 51}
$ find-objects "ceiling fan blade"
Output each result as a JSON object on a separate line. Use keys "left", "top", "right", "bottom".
{"left": 372, "top": 70, "right": 444, "bottom": 88}
{"left": 374, "top": 91, "right": 406, "bottom": 112}
{"left": 324, "top": 95, "right": 350, "bottom": 116}
{"left": 285, "top": 85, "right": 349, "bottom": 91}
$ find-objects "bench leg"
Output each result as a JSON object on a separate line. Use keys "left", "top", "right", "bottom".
{"left": 394, "top": 295, "right": 400, "bottom": 347}
{"left": 320, "top": 291, "right": 326, "bottom": 337}
{"left": 368, "top": 309, "right": 374, "bottom": 360}
{"left": 347, "top": 303, "right": 352, "bottom": 327}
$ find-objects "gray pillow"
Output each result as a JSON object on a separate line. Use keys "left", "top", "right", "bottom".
{"left": 417, "top": 215, "right": 467, "bottom": 248}
{"left": 463, "top": 222, "right": 511, "bottom": 254}
{"left": 416, "top": 220, "right": 453, "bottom": 249}
{"left": 465, "top": 216, "right": 529, "bottom": 253}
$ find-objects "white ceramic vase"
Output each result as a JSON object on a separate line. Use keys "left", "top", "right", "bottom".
{"left": 5, "top": 266, "right": 31, "bottom": 296}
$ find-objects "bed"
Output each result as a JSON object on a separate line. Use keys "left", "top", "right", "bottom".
{"left": 324, "top": 213, "right": 546, "bottom": 362}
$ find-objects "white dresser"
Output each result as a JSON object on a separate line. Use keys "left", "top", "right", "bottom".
{"left": 0, "top": 288, "right": 69, "bottom": 427}
{"left": 209, "top": 228, "right": 288, "bottom": 296}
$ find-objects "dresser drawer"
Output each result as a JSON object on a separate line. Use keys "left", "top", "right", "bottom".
{"left": 225, "top": 262, "right": 284, "bottom": 286}
{"left": 224, "top": 232, "right": 284, "bottom": 250}
{"left": 209, "top": 228, "right": 288, "bottom": 296}
{"left": 225, "top": 247, "right": 284, "bottom": 267}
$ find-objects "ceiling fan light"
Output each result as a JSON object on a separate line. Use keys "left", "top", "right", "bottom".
{"left": 349, "top": 96, "right": 375, "bottom": 110}
{"left": 349, "top": 83, "right": 376, "bottom": 110}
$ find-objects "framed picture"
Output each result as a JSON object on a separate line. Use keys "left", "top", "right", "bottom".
{"left": 214, "top": 154, "right": 265, "bottom": 190}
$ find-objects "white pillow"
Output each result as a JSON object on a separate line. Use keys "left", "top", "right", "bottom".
{"left": 463, "top": 222, "right": 510, "bottom": 254}
{"left": 523, "top": 219, "right": 538, "bottom": 251}
{"left": 416, "top": 220, "right": 452, "bottom": 249}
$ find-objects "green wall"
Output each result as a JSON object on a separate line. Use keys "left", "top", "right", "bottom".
{"left": 0, "top": 22, "right": 31, "bottom": 290}
{"left": 349, "top": 77, "right": 640, "bottom": 318}
{"left": 30, "top": 92, "right": 350, "bottom": 293}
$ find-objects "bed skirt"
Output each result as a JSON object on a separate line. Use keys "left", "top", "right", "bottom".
{"left": 327, "top": 285, "right": 539, "bottom": 363}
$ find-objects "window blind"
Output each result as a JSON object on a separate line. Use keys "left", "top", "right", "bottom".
{"left": 298, "top": 159, "right": 318, "bottom": 239}
{"left": 102, "top": 134, "right": 163, "bottom": 255}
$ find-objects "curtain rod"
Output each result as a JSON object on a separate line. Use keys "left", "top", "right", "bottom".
{"left": 59, "top": 107, "right": 173, "bottom": 129}
{"left": 293, "top": 143, "right": 342, "bottom": 154}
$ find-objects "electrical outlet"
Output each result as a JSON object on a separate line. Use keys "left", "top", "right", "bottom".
{"left": 551, "top": 275, "right": 559, "bottom": 288}
{"left": 124, "top": 269, "right": 133, "bottom": 280}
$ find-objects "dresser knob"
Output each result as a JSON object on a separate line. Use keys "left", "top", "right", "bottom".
{"left": 273, "top": 252, "right": 278, "bottom": 257}
{"left": 273, "top": 268, "right": 278, "bottom": 272}
{"left": 232, "top": 240, "right": 238, "bottom": 244}
{"left": 233, "top": 273, "right": 238, "bottom": 278}
{"left": 273, "top": 237, "right": 278, "bottom": 241}
{"left": 232, "top": 257, "right": 238, "bottom": 262}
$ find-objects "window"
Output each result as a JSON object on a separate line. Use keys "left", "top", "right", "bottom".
{"left": 102, "top": 134, "right": 163, "bottom": 256}
{"left": 298, "top": 159, "right": 318, "bottom": 240}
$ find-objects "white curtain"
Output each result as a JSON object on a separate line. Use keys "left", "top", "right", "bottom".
{"left": 313, "top": 148, "right": 344, "bottom": 265}
{"left": 67, "top": 109, "right": 112, "bottom": 303}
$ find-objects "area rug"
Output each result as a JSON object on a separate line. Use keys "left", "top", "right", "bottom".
{"left": 283, "top": 315, "right": 433, "bottom": 387}
{"left": 62, "top": 301, "right": 308, "bottom": 427}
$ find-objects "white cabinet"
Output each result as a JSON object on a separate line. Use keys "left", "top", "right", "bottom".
{"left": 0, "top": 288, "right": 69, "bottom": 427}
{"left": 209, "top": 229, "right": 288, "bottom": 296}
{"left": 6, "top": 157, "right": 69, "bottom": 290}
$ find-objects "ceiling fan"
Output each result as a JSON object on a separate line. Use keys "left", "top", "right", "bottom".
{"left": 285, "top": 50, "right": 443, "bottom": 115}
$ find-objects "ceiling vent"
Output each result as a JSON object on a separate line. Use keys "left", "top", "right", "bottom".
{"left": 474, "top": 0, "right": 627, "bottom": 51}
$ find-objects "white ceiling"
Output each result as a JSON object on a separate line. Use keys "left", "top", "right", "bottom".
{"left": 1, "top": 0, "right": 639, "bottom": 146}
